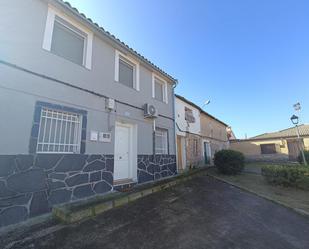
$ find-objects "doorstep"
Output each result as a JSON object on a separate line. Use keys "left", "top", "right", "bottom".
{"left": 53, "top": 168, "right": 207, "bottom": 224}
{"left": 113, "top": 179, "right": 137, "bottom": 192}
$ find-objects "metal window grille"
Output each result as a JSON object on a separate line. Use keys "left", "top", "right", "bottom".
{"left": 37, "top": 108, "right": 82, "bottom": 153}
{"left": 155, "top": 128, "right": 168, "bottom": 154}
{"left": 193, "top": 139, "right": 198, "bottom": 156}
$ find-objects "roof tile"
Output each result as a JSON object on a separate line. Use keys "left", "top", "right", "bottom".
{"left": 251, "top": 124, "right": 309, "bottom": 139}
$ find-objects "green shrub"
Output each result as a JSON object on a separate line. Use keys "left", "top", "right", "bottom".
{"left": 261, "top": 165, "right": 309, "bottom": 190}
{"left": 214, "top": 150, "right": 245, "bottom": 175}
{"left": 297, "top": 150, "right": 309, "bottom": 165}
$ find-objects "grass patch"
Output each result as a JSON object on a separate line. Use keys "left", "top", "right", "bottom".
{"left": 207, "top": 167, "right": 309, "bottom": 215}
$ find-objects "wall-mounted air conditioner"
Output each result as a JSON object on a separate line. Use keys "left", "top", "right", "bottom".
{"left": 143, "top": 103, "right": 158, "bottom": 118}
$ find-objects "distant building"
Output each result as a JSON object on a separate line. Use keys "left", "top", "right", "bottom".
{"left": 230, "top": 125, "right": 309, "bottom": 162}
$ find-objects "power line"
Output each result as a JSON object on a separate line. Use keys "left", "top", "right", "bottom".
{"left": 0, "top": 59, "right": 174, "bottom": 121}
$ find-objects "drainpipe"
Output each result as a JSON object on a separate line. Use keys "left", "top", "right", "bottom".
{"left": 172, "top": 80, "right": 178, "bottom": 173}
{"left": 153, "top": 118, "right": 156, "bottom": 156}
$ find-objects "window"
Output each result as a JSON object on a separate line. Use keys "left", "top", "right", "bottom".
{"left": 119, "top": 57, "right": 134, "bottom": 88}
{"left": 260, "top": 144, "right": 277, "bottom": 154}
{"left": 152, "top": 74, "right": 168, "bottom": 103}
{"left": 43, "top": 5, "right": 93, "bottom": 69}
{"left": 115, "top": 50, "right": 140, "bottom": 90}
{"left": 37, "top": 108, "right": 82, "bottom": 153}
{"left": 185, "top": 107, "right": 195, "bottom": 123}
{"left": 51, "top": 17, "right": 86, "bottom": 66}
{"left": 155, "top": 80, "right": 164, "bottom": 101}
{"left": 193, "top": 139, "right": 198, "bottom": 156}
{"left": 155, "top": 128, "right": 168, "bottom": 154}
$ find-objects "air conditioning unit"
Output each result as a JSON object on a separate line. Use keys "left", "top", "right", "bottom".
{"left": 143, "top": 103, "right": 158, "bottom": 118}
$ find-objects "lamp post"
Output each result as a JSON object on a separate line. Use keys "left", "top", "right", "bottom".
{"left": 202, "top": 100, "right": 210, "bottom": 109}
{"left": 290, "top": 114, "right": 307, "bottom": 165}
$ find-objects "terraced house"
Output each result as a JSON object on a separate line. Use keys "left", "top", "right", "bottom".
{"left": 175, "top": 95, "right": 231, "bottom": 170}
{"left": 0, "top": 0, "right": 178, "bottom": 227}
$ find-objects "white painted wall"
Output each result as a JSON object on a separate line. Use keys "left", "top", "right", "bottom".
{"left": 175, "top": 97, "right": 201, "bottom": 136}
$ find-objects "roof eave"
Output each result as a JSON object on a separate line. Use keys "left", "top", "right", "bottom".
{"left": 230, "top": 134, "right": 309, "bottom": 142}
{"left": 175, "top": 94, "right": 229, "bottom": 127}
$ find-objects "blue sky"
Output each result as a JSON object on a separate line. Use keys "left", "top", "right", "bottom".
{"left": 68, "top": 0, "right": 309, "bottom": 138}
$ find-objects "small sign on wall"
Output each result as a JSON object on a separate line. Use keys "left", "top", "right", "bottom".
{"left": 90, "top": 131, "right": 98, "bottom": 141}
{"left": 99, "top": 132, "right": 112, "bottom": 143}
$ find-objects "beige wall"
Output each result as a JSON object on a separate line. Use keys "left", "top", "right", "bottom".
{"left": 304, "top": 138, "right": 309, "bottom": 151}
{"left": 230, "top": 137, "right": 309, "bottom": 162}
{"left": 200, "top": 114, "right": 228, "bottom": 142}
{"left": 200, "top": 113, "right": 229, "bottom": 158}
{"left": 230, "top": 139, "right": 287, "bottom": 155}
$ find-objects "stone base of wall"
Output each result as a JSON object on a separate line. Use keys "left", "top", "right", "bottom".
{"left": 0, "top": 154, "right": 114, "bottom": 228}
{"left": 137, "top": 155, "right": 177, "bottom": 183}
{"left": 0, "top": 154, "right": 177, "bottom": 228}
{"left": 245, "top": 154, "right": 290, "bottom": 163}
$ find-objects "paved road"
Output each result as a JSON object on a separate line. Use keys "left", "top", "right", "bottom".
{"left": 7, "top": 175, "right": 309, "bottom": 249}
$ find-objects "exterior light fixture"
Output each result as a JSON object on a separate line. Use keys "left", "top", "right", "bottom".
{"left": 202, "top": 100, "right": 210, "bottom": 109}
{"left": 290, "top": 114, "right": 299, "bottom": 125}
{"left": 290, "top": 112, "right": 307, "bottom": 165}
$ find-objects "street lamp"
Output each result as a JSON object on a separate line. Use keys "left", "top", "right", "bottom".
{"left": 290, "top": 114, "right": 307, "bottom": 165}
{"left": 202, "top": 100, "right": 210, "bottom": 109}
{"left": 290, "top": 115, "right": 299, "bottom": 125}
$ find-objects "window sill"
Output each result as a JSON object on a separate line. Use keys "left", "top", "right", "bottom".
{"left": 42, "top": 48, "right": 91, "bottom": 71}
{"left": 114, "top": 80, "right": 139, "bottom": 92}
{"left": 152, "top": 97, "right": 168, "bottom": 104}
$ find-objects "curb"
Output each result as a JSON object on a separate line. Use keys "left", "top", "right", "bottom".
{"left": 206, "top": 173, "right": 309, "bottom": 219}
{"left": 53, "top": 169, "right": 206, "bottom": 224}
{"left": 2, "top": 170, "right": 207, "bottom": 248}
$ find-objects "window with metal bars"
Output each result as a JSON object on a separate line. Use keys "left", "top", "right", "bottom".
{"left": 155, "top": 128, "right": 168, "bottom": 154}
{"left": 193, "top": 139, "right": 198, "bottom": 156}
{"left": 36, "top": 108, "right": 82, "bottom": 153}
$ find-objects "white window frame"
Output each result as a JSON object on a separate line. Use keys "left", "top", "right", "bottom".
{"left": 42, "top": 4, "right": 93, "bottom": 69}
{"left": 152, "top": 73, "right": 168, "bottom": 104}
{"left": 155, "top": 128, "right": 168, "bottom": 155}
{"left": 114, "top": 50, "right": 140, "bottom": 91}
{"left": 36, "top": 108, "right": 83, "bottom": 154}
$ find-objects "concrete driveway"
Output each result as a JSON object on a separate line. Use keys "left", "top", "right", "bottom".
{"left": 5, "top": 175, "right": 309, "bottom": 249}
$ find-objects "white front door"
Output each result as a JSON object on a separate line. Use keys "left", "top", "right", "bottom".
{"left": 114, "top": 124, "right": 131, "bottom": 180}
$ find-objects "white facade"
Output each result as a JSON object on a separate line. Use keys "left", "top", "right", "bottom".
{"left": 175, "top": 97, "right": 201, "bottom": 137}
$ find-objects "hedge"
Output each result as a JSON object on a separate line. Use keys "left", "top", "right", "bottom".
{"left": 261, "top": 165, "right": 309, "bottom": 190}
{"left": 214, "top": 150, "right": 245, "bottom": 175}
